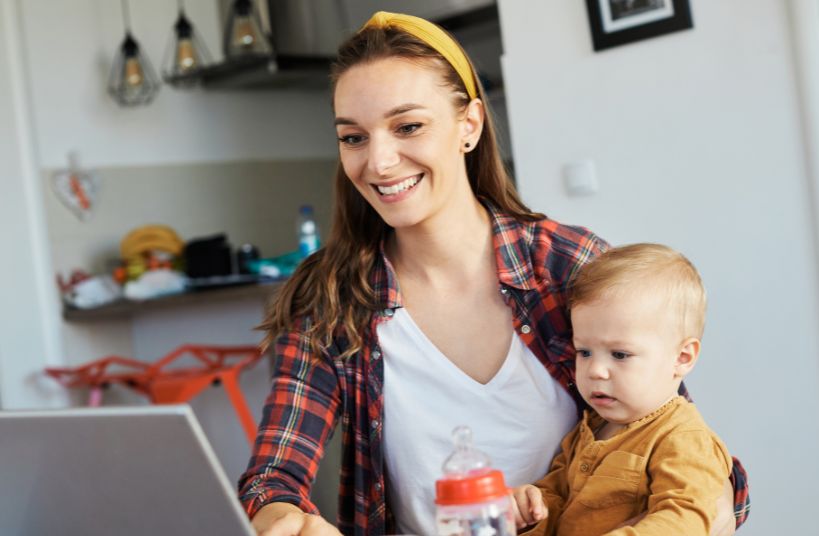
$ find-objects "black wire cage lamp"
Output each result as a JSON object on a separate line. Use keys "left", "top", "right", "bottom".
{"left": 107, "top": 0, "right": 160, "bottom": 107}
{"left": 223, "top": 0, "right": 273, "bottom": 59}
{"left": 162, "top": 0, "right": 212, "bottom": 84}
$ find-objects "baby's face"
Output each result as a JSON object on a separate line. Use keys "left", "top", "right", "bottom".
{"left": 571, "top": 292, "right": 686, "bottom": 425}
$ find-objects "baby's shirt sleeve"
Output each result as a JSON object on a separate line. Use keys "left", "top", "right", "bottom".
{"left": 602, "top": 428, "right": 732, "bottom": 536}
{"left": 523, "top": 423, "right": 582, "bottom": 536}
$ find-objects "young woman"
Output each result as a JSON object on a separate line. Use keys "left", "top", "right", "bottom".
{"left": 238, "top": 12, "right": 749, "bottom": 536}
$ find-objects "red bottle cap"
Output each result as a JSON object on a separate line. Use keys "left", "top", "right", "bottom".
{"left": 435, "top": 469, "right": 509, "bottom": 505}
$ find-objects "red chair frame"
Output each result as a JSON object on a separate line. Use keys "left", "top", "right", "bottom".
{"left": 45, "top": 344, "right": 263, "bottom": 445}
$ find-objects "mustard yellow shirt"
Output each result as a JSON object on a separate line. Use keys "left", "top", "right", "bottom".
{"left": 524, "top": 397, "right": 732, "bottom": 536}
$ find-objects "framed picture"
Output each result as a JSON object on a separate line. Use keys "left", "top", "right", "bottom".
{"left": 585, "top": 0, "right": 693, "bottom": 51}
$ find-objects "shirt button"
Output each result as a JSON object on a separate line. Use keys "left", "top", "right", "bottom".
{"left": 383, "top": 308, "right": 394, "bottom": 318}
{"left": 521, "top": 324, "right": 531, "bottom": 334}
{"left": 375, "top": 482, "right": 382, "bottom": 492}
{"left": 372, "top": 350, "right": 381, "bottom": 360}
{"left": 580, "top": 463, "right": 590, "bottom": 473}
{"left": 371, "top": 419, "right": 379, "bottom": 429}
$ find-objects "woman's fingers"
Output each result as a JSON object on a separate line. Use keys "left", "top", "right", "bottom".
{"left": 258, "top": 511, "right": 306, "bottom": 536}
{"left": 258, "top": 512, "right": 341, "bottom": 536}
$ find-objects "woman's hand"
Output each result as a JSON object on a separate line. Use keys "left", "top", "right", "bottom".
{"left": 510, "top": 485, "right": 548, "bottom": 529}
{"left": 710, "top": 479, "right": 736, "bottom": 536}
{"left": 252, "top": 503, "right": 342, "bottom": 536}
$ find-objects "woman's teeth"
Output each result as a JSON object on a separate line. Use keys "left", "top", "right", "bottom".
{"left": 377, "top": 174, "right": 421, "bottom": 195}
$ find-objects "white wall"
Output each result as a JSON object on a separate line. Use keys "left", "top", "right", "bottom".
{"left": 498, "top": 0, "right": 819, "bottom": 534}
{"left": 0, "top": 0, "right": 337, "bottom": 410}
{"left": 19, "top": 0, "right": 337, "bottom": 169}
{"left": 0, "top": 0, "right": 66, "bottom": 409}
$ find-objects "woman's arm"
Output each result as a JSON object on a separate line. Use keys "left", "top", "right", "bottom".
{"left": 238, "top": 320, "right": 342, "bottom": 532}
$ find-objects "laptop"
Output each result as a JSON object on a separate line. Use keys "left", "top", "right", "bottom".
{"left": 0, "top": 404, "right": 255, "bottom": 535}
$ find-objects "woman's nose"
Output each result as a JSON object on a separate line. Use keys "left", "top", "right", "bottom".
{"left": 368, "top": 134, "right": 400, "bottom": 176}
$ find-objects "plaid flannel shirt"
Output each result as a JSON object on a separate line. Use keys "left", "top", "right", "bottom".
{"left": 238, "top": 203, "right": 750, "bottom": 534}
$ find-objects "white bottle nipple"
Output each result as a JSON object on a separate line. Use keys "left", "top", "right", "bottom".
{"left": 441, "top": 426, "right": 491, "bottom": 477}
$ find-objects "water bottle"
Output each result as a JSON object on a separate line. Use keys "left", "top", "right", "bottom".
{"left": 435, "top": 427, "right": 516, "bottom": 536}
{"left": 297, "top": 205, "right": 320, "bottom": 258}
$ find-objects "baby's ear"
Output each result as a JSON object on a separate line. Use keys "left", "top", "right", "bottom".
{"left": 674, "top": 338, "right": 701, "bottom": 378}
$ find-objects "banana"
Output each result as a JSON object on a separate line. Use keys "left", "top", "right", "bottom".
{"left": 120, "top": 225, "right": 184, "bottom": 259}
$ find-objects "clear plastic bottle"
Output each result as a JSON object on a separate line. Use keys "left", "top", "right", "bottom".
{"left": 435, "top": 427, "right": 516, "bottom": 536}
{"left": 297, "top": 205, "right": 320, "bottom": 257}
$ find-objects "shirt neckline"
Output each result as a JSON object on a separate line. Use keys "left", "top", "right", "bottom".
{"left": 393, "top": 307, "right": 520, "bottom": 390}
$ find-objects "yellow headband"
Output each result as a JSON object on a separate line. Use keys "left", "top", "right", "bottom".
{"left": 361, "top": 11, "right": 478, "bottom": 100}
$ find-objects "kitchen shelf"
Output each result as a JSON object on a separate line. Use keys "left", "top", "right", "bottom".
{"left": 63, "top": 281, "right": 282, "bottom": 322}
{"left": 164, "top": 54, "right": 332, "bottom": 90}
{"left": 163, "top": 5, "right": 498, "bottom": 91}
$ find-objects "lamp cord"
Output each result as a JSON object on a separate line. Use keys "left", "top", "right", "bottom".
{"left": 120, "top": 0, "right": 131, "bottom": 31}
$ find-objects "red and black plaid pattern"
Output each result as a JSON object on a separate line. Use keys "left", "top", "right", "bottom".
{"left": 238, "top": 203, "right": 750, "bottom": 534}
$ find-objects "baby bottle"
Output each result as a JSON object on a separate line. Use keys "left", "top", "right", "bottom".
{"left": 434, "top": 426, "right": 516, "bottom": 536}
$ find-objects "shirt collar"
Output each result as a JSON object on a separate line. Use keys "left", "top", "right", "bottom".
{"left": 372, "top": 201, "right": 539, "bottom": 309}
{"left": 486, "top": 201, "right": 538, "bottom": 291}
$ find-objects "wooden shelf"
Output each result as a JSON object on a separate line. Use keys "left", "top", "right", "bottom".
{"left": 63, "top": 281, "right": 282, "bottom": 322}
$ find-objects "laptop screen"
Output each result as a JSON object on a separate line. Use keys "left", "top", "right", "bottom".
{"left": 0, "top": 404, "right": 255, "bottom": 536}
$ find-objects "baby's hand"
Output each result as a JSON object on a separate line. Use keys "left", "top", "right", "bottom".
{"left": 511, "top": 485, "right": 548, "bottom": 529}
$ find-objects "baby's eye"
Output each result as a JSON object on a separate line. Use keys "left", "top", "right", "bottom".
{"left": 576, "top": 349, "right": 591, "bottom": 358}
{"left": 397, "top": 123, "right": 421, "bottom": 135}
{"left": 611, "top": 351, "right": 630, "bottom": 360}
{"left": 338, "top": 134, "right": 365, "bottom": 146}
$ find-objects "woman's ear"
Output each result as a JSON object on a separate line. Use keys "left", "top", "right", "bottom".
{"left": 674, "top": 337, "right": 701, "bottom": 378}
{"left": 461, "top": 98, "right": 485, "bottom": 148}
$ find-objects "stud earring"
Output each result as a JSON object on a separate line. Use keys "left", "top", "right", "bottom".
{"left": 465, "top": 142, "right": 471, "bottom": 148}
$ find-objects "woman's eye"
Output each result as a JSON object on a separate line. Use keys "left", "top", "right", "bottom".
{"left": 397, "top": 123, "right": 421, "bottom": 135}
{"left": 338, "top": 134, "right": 365, "bottom": 146}
{"left": 611, "top": 351, "right": 630, "bottom": 360}
{"left": 576, "top": 349, "right": 591, "bottom": 358}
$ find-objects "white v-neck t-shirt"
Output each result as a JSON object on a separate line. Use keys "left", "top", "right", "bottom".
{"left": 378, "top": 307, "right": 577, "bottom": 536}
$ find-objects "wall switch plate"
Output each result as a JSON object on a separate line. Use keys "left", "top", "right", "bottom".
{"left": 563, "top": 160, "right": 598, "bottom": 196}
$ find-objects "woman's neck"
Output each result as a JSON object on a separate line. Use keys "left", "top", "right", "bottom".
{"left": 388, "top": 195, "right": 494, "bottom": 287}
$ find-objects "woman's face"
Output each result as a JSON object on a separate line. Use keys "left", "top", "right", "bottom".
{"left": 333, "top": 57, "right": 482, "bottom": 229}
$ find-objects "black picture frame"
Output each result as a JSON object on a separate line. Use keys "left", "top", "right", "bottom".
{"left": 585, "top": 0, "right": 693, "bottom": 51}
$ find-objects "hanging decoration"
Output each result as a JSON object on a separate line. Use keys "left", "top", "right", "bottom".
{"left": 223, "top": 0, "right": 273, "bottom": 59}
{"left": 51, "top": 151, "right": 100, "bottom": 222}
{"left": 107, "top": 0, "right": 160, "bottom": 106}
{"left": 162, "top": 0, "right": 211, "bottom": 84}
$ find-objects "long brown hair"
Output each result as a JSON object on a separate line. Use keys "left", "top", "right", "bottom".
{"left": 258, "top": 24, "right": 542, "bottom": 358}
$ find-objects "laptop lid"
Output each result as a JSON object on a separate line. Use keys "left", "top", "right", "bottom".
{"left": 0, "top": 404, "right": 255, "bottom": 536}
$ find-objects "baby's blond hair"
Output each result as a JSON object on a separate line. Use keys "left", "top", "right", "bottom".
{"left": 569, "top": 243, "right": 707, "bottom": 339}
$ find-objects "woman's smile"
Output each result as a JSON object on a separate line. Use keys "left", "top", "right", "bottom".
{"left": 373, "top": 173, "right": 424, "bottom": 202}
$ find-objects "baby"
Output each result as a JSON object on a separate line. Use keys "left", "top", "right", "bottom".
{"left": 513, "top": 243, "right": 732, "bottom": 536}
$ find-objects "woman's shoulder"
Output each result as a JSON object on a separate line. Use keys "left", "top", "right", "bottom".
{"left": 519, "top": 216, "right": 609, "bottom": 278}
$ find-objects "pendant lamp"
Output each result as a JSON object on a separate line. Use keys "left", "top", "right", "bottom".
{"left": 223, "top": 0, "right": 273, "bottom": 59}
{"left": 107, "top": 0, "right": 160, "bottom": 107}
{"left": 162, "top": 0, "right": 211, "bottom": 84}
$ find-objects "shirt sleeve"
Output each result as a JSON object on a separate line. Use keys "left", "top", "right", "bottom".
{"left": 237, "top": 319, "right": 341, "bottom": 519}
{"left": 523, "top": 425, "right": 580, "bottom": 536}
{"left": 676, "top": 383, "right": 751, "bottom": 529}
{"left": 602, "top": 429, "right": 733, "bottom": 536}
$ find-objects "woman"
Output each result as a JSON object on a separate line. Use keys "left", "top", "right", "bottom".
{"left": 239, "top": 12, "right": 749, "bottom": 536}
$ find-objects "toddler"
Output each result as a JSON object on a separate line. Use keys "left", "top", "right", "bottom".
{"left": 513, "top": 243, "right": 732, "bottom": 536}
